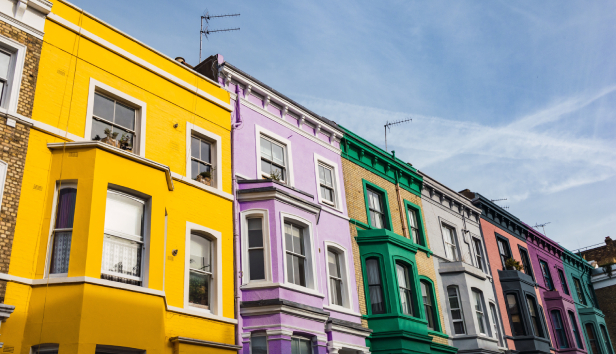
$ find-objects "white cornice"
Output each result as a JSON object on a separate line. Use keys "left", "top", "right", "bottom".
{"left": 240, "top": 304, "right": 330, "bottom": 322}
{"left": 237, "top": 189, "right": 321, "bottom": 217}
{"left": 47, "top": 12, "right": 232, "bottom": 112}
{"left": 240, "top": 97, "right": 341, "bottom": 154}
{"left": 222, "top": 66, "right": 343, "bottom": 136}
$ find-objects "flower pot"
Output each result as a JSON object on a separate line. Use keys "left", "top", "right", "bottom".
{"left": 101, "top": 137, "right": 119, "bottom": 148}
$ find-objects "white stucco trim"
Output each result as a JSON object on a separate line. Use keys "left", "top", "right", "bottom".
{"left": 240, "top": 209, "right": 273, "bottom": 285}
{"left": 255, "top": 124, "right": 295, "bottom": 187}
{"left": 185, "top": 121, "right": 223, "bottom": 190}
{"left": 280, "top": 212, "right": 318, "bottom": 291}
{"left": 313, "top": 153, "right": 343, "bottom": 213}
{"left": 323, "top": 241, "right": 353, "bottom": 311}
{"left": 84, "top": 78, "right": 147, "bottom": 157}
{"left": 47, "top": 13, "right": 232, "bottom": 112}
{"left": 0, "top": 34, "right": 26, "bottom": 114}
{"left": 170, "top": 172, "right": 233, "bottom": 201}
{"left": 184, "top": 221, "right": 223, "bottom": 316}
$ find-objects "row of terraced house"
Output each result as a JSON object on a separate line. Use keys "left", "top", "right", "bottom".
{"left": 0, "top": 1, "right": 613, "bottom": 354}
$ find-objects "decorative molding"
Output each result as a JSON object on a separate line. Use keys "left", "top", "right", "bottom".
{"left": 264, "top": 95, "right": 270, "bottom": 109}
{"left": 47, "top": 13, "right": 232, "bottom": 112}
{"left": 237, "top": 186, "right": 321, "bottom": 218}
{"left": 245, "top": 84, "right": 252, "bottom": 97}
{"left": 169, "top": 337, "right": 241, "bottom": 350}
{"left": 240, "top": 304, "right": 330, "bottom": 322}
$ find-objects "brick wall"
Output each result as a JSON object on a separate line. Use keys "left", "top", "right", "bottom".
{"left": 0, "top": 21, "right": 40, "bottom": 301}
{"left": 594, "top": 286, "right": 616, "bottom": 345}
{"left": 342, "top": 158, "right": 449, "bottom": 344}
{"left": 581, "top": 237, "right": 616, "bottom": 266}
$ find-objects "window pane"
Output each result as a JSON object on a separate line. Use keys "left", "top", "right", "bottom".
{"left": 93, "top": 94, "right": 114, "bottom": 120}
{"left": 558, "top": 269, "right": 570, "bottom": 295}
{"left": 366, "top": 258, "right": 385, "bottom": 314}
{"left": 321, "top": 186, "right": 333, "bottom": 202}
{"left": 322, "top": 166, "right": 333, "bottom": 186}
{"left": 292, "top": 226, "right": 303, "bottom": 255}
{"left": 104, "top": 191, "right": 144, "bottom": 238}
{"left": 272, "top": 142, "right": 284, "bottom": 165}
{"left": 249, "top": 249, "right": 265, "bottom": 280}
{"left": 586, "top": 323, "right": 602, "bottom": 354}
{"left": 270, "top": 164, "right": 284, "bottom": 181}
{"left": 247, "top": 219, "right": 263, "bottom": 248}
{"left": 0, "top": 51, "right": 10, "bottom": 79}
{"left": 91, "top": 117, "right": 112, "bottom": 141}
{"left": 284, "top": 223, "right": 293, "bottom": 252}
{"left": 371, "top": 211, "right": 384, "bottom": 229}
{"left": 408, "top": 210, "right": 417, "bottom": 228}
{"left": 191, "top": 136, "right": 201, "bottom": 159}
{"left": 189, "top": 271, "right": 209, "bottom": 308}
{"left": 454, "top": 322, "right": 466, "bottom": 335}
{"left": 331, "top": 278, "right": 343, "bottom": 306}
{"left": 367, "top": 259, "right": 381, "bottom": 286}
{"left": 261, "top": 160, "right": 272, "bottom": 177}
{"left": 190, "top": 235, "right": 211, "bottom": 273}
{"left": 527, "top": 296, "right": 543, "bottom": 337}
{"left": 200, "top": 140, "right": 211, "bottom": 163}
{"left": 473, "top": 291, "right": 485, "bottom": 334}
{"left": 328, "top": 250, "right": 340, "bottom": 278}
{"left": 191, "top": 160, "right": 200, "bottom": 179}
{"left": 551, "top": 311, "right": 569, "bottom": 348}
{"left": 114, "top": 102, "right": 135, "bottom": 130}
{"left": 260, "top": 138, "right": 272, "bottom": 160}
{"left": 318, "top": 165, "right": 325, "bottom": 182}
{"left": 569, "top": 311, "right": 584, "bottom": 349}
{"left": 251, "top": 336, "right": 268, "bottom": 354}
{"left": 56, "top": 188, "right": 77, "bottom": 229}
{"left": 50, "top": 231, "right": 72, "bottom": 274}
{"left": 396, "top": 264, "right": 408, "bottom": 288}
{"left": 286, "top": 254, "right": 294, "bottom": 283}
{"left": 101, "top": 234, "right": 141, "bottom": 278}
{"left": 114, "top": 126, "right": 134, "bottom": 151}
{"left": 368, "top": 191, "right": 382, "bottom": 212}
{"left": 507, "top": 294, "right": 526, "bottom": 336}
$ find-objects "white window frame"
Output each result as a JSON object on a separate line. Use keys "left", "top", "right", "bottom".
{"left": 255, "top": 125, "right": 294, "bottom": 187}
{"left": 472, "top": 289, "right": 488, "bottom": 335}
{"left": 447, "top": 286, "right": 467, "bottom": 335}
{"left": 85, "top": 78, "right": 147, "bottom": 157}
{"left": 0, "top": 35, "right": 26, "bottom": 113}
{"left": 280, "top": 212, "right": 317, "bottom": 291}
{"left": 240, "top": 209, "right": 272, "bottom": 285}
{"left": 0, "top": 160, "right": 7, "bottom": 206}
{"left": 186, "top": 121, "right": 223, "bottom": 189}
{"left": 44, "top": 181, "right": 77, "bottom": 278}
{"left": 184, "top": 221, "right": 223, "bottom": 315}
{"left": 313, "top": 154, "right": 343, "bottom": 212}
{"left": 472, "top": 236, "right": 485, "bottom": 272}
{"left": 324, "top": 241, "right": 353, "bottom": 310}
{"left": 489, "top": 301, "right": 505, "bottom": 346}
{"left": 441, "top": 221, "right": 459, "bottom": 261}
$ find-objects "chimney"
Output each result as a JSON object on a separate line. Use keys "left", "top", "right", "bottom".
{"left": 175, "top": 57, "right": 193, "bottom": 68}
{"left": 606, "top": 236, "right": 613, "bottom": 245}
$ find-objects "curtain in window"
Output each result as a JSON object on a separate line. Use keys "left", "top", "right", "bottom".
{"left": 366, "top": 258, "right": 384, "bottom": 314}
{"left": 50, "top": 188, "right": 77, "bottom": 274}
{"left": 396, "top": 263, "right": 414, "bottom": 316}
{"left": 101, "top": 234, "right": 142, "bottom": 278}
{"left": 50, "top": 231, "right": 72, "bottom": 274}
{"left": 421, "top": 281, "right": 435, "bottom": 330}
{"left": 56, "top": 188, "right": 76, "bottom": 228}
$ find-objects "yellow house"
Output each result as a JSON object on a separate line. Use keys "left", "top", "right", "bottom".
{"left": 0, "top": 1, "right": 239, "bottom": 353}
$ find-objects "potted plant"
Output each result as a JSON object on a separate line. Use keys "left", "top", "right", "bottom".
{"left": 101, "top": 128, "right": 119, "bottom": 148}
{"left": 505, "top": 258, "right": 523, "bottom": 271}
{"left": 196, "top": 167, "right": 215, "bottom": 186}
{"left": 269, "top": 170, "right": 282, "bottom": 181}
{"left": 119, "top": 133, "right": 133, "bottom": 152}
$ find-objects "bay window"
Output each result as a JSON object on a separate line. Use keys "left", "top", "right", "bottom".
{"left": 472, "top": 290, "right": 487, "bottom": 335}
{"left": 328, "top": 249, "right": 343, "bottom": 306}
{"left": 527, "top": 295, "right": 543, "bottom": 337}
{"left": 101, "top": 190, "right": 146, "bottom": 286}
{"left": 568, "top": 311, "right": 584, "bottom": 349}
{"left": 506, "top": 293, "right": 526, "bottom": 336}
{"left": 551, "top": 310, "right": 569, "bottom": 348}
{"left": 247, "top": 218, "right": 265, "bottom": 281}
{"left": 366, "top": 258, "right": 385, "bottom": 314}
{"left": 250, "top": 333, "right": 268, "bottom": 354}
{"left": 285, "top": 222, "right": 306, "bottom": 287}
{"left": 447, "top": 286, "right": 466, "bottom": 335}
{"left": 49, "top": 186, "right": 77, "bottom": 275}
{"left": 291, "top": 337, "right": 312, "bottom": 354}
{"left": 586, "top": 323, "right": 602, "bottom": 354}
{"left": 396, "top": 262, "right": 415, "bottom": 316}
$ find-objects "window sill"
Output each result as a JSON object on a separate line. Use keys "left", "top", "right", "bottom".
{"left": 428, "top": 330, "right": 449, "bottom": 339}
{"left": 240, "top": 281, "right": 325, "bottom": 298}
{"left": 323, "top": 304, "right": 362, "bottom": 317}
{"left": 171, "top": 172, "right": 233, "bottom": 201}
{"left": 280, "top": 283, "right": 325, "bottom": 298}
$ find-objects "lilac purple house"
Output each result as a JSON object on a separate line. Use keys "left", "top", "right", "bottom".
{"left": 196, "top": 55, "right": 371, "bottom": 354}
{"left": 525, "top": 226, "right": 587, "bottom": 354}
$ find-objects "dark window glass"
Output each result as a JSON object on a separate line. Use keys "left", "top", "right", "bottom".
{"left": 291, "top": 337, "right": 312, "bottom": 354}
{"left": 473, "top": 238, "right": 484, "bottom": 271}
{"left": 601, "top": 325, "right": 613, "bottom": 354}
{"left": 251, "top": 335, "right": 268, "bottom": 354}
{"left": 448, "top": 286, "right": 466, "bottom": 334}
{"left": 526, "top": 296, "right": 543, "bottom": 337}
{"left": 540, "top": 260, "right": 555, "bottom": 290}
{"left": 50, "top": 187, "right": 77, "bottom": 274}
{"left": 568, "top": 311, "right": 584, "bottom": 349}
{"left": 557, "top": 269, "right": 570, "bottom": 295}
{"left": 519, "top": 248, "right": 534, "bottom": 279}
{"left": 366, "top": 258, "right": 385, "bottom": 314}
{"left": 92, "top": 93, "right": 136, "bottom": 152}
{"left": 586, "top": 323, "right": 602, "bottom": 354}
{"left": 421, "top": 281, "right": 435, "bottom": 330}
{"left": 574, "top": 278, "right": 587, "bottom": 305}
{"left": 497, "top": 238, "right": 511, "bottom": 269}
{"left": 506, "top": 294, "right": 526, "bottom": 336}
{"left": 191, "top": 135, "right": 213, "bottom": 184}
{"left": 260, "top": 136, "right": 286, "bottom": 182}
{"left": 551, "top": 310, "right": 569, "bottom": 348}
{"left": 247, "top": 218, "right": 265, "bottom": 280}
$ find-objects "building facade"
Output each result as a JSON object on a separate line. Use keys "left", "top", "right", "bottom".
{"left": 420, "top": 174, "right": 506, "bottom": 354}
{"left": 0, "top": 0, "right": 51, "bottom": 344}
{"left": 340, "top": 129, "right": 457, "bottom": 354}
{"left": 197, "top": 55, "right": 372, "bottom": 354}
{"left": 459, "top": 190, "right": 551, "bottom": 354}
{"left": 0, "top": 1, "right": 239, "bottom": 353}
{"left": 562, "top": 249, "right": 613, "bottom": 354}
{"left": 525, "top": 226, "right": 587, "bottom": 354}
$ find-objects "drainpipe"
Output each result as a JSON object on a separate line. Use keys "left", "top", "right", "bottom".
{"left": 231, "top": 73, "right": 243, "bottom": 350}
{"left": 392, "top": 151, "right": 409, "bottom": 238}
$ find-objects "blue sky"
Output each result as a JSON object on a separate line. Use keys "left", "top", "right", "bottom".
{"left": 70, "top": 0, "right": 615, "bottom": 251}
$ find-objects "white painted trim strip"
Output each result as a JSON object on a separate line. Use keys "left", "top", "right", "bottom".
{"left": 171, "top": 172, "right": 233, "bottom": 201}
{"left": 46, "top": 13, "right": 233, "bottom": 112}
{"left": 0, "top": 273, "right": 238, "bottom": 324}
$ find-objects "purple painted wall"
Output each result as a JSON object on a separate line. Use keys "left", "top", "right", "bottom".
{"left": 219, "top": 60, "right": 370, "bottom": 354}
{"left": 525, "top": 226, "right": 587, "bottom": 354}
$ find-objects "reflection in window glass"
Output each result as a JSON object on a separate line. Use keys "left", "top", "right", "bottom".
{"left": 506, "top": 294, "right": 526, "bottom": 336}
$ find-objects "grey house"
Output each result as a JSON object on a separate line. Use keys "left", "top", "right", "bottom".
{"left": 419, "top": 172, "right": 507, "bottom": 354}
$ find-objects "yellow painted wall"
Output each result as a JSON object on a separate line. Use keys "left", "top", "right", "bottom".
{"left": 2, "top": 1, "right": 236, "bottom": 353}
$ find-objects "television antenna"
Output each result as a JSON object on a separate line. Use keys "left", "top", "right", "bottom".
{"left": 533, "top": 222, "right": 551, "bottom": 236}
{"left": 199, "top": 9, "right": 240, "bottom": 62}
{"left": 384, "top": 118, "right": 412, "bottom": 152}
{"left": 490, "top": 198, "right": 507, "bottom": 202}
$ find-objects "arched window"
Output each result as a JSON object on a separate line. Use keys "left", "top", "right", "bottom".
{"left": 247, "top": 217, "right": 266, "bottom": 281}
{"left": 396, "top": 262, "right": 415, "bottom": 316}
{"left": 447, "top": 286, "right": 466, "bottom": 335}
{"left": 551, "top": 310, "right": 569, "bottom": 348}
{"left": 567, "top": 311, "right": 584, "bottom": 349}
{"left": 49, "top": 185, "right": 77, "bottom": 275}
{"left": 327, "top": 245, "right": 350, "bottom": 308}
{"left": 586, "top": 323, "right": 602, "bottom": 354}
{"left": 420, "top": 280, "right": 437, "bottom": 330}
{"left": 600, "top": 325, "right": 613, "bottom": 354}
{"left": 526, "top": 296, "right": 544, "bottom": 338}
{"left": 505, "top": 293, "right": 526, "bottom": 336}
{"left": 366, "top": 258, "right": 385, "bottom": 314}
